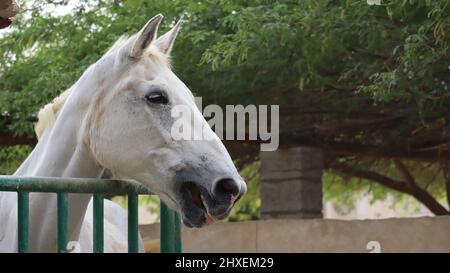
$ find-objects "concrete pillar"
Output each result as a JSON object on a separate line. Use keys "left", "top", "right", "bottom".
{"left": 260, "top": 146, "right": 323, "bottom": 219}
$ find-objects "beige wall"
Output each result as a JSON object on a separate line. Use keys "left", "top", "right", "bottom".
{"left": 140, "top": 216, "right": 450, "bottom": 253}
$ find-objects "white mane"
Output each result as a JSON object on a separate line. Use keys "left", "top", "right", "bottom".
{"left": 34, "top": 36, "right": 170, "bottom": 140}
{"left": 34, "top": 88, "right": 71, "bottom": 139}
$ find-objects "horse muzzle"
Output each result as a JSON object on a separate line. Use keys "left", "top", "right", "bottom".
{"left": 176, "top": 177, "right": 246, "bottom": 228}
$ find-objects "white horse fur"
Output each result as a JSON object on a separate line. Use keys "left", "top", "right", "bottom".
{"left": 0, "top": 14, "right": 246, "bottom": 252}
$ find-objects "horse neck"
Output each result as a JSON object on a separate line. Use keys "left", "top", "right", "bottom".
{"left": 11, "top": 66, "right": 106, "bottom": 252}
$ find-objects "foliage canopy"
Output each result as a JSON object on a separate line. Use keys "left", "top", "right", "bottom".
{"left": 1, "top": 0, "right": 450, "bottom": 217}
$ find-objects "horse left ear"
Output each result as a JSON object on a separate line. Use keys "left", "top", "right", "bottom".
{"left": 130, "top": 14, "right": 164, "bottom": 58}
{"left": 154, "top": 17, "right": 183, "bottom": 55}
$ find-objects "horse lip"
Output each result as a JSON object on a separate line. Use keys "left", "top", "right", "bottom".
{"left": 179, "top": 204, "right": 215, "bottom": 228}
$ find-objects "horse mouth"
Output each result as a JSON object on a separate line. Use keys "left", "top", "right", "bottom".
{"left": 179, "top": 182, "right": 217, "bottom": 228}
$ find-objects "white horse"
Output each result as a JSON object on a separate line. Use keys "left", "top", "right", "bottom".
{"left": 0, "top": 14, "right": 246, "bottom": 252}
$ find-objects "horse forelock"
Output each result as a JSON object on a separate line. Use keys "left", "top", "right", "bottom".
{"left": 34, "top": 35, "right": 171, "bottom": 140}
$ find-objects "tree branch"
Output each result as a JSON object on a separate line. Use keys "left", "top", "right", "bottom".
{"left": 441, "top": 162, "right": 450, "bottom": 209}
{"left": 446, "top": 174, "right": 450, "bottom": 210}
{"left": 329, "top": 162, "right": 410, "bottom": 193}
{"left": 393, "top": 160, "right": 416, "bottom": 189}
{"left": 393, "top": 160, "right": 449, "bottom": 215}
{"left": 330, "top": 161, "right": 449, "bottom": 215}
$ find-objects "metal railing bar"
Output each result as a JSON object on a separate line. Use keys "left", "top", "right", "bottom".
{"left": 127, "top": 193, "right": 139, "bottom": 253}
{"left": 93, "top": 194, "right": 104, "bottom": 253}
{"left": 174, "top": 213, "right": 182, "bottom": 253}
{"left": 17, "top": 191, "right": 29, "bottom": 253}
{"left": 0, "top": 175, "right": 151, "bottom": 195}
{"left": 57, "top": 193, "right": 68, "bottom": 253}
{"left": 160, "top": 202, "right": 175, "bottom": 253}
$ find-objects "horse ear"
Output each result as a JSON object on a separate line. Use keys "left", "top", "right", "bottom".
{"left": 154, "top": 17, "right": 183, "bottom": 55}
{"left": 130, "top": 14, "right": 164, "bottom": 58}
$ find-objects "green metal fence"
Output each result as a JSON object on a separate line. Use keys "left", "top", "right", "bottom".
{"left": 0, "top": 175, "right": 182, "bottom": 253}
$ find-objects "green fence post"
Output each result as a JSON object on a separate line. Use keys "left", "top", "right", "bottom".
{"left": 128, "top": 193, "right": 139, "bottom": 253}
{"left": 17, "top": 191, "right": 29, "bottom": 253}
{"left": 57, "top": 193, "right": 68, "bottom": 253}
{"left": 93, "top": 194, "right": 104, "bottom": 253}
{"left": 174, "top": 212, "right": 182, "bottom": 253}
{"left": 160, "top": 201, "right": 175, "bottom": 253}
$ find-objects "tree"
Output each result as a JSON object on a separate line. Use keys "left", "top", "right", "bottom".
{"left": 1, "top": 0, "right": 449, "bottom": 217}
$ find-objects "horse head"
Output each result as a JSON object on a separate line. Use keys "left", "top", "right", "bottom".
{"left": 86, "top": 15, "right": 247, "bottom": 228}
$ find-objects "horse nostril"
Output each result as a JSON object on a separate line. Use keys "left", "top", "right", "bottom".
{"left": 213, "top": 178, "right": 240, "bottom": 198}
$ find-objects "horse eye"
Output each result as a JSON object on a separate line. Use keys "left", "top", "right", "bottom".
{"left": 145, "top": 91, "right": 168, "bottom": 105}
